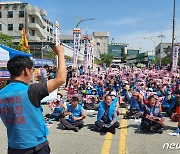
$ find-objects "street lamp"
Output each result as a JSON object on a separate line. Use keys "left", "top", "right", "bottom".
{"left": 75, "top": 18, "right": 96, "bottom": 28}
{"left": 73, "top": 17, "right": 96, "bottom": 68}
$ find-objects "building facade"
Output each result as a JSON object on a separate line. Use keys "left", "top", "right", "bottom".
{"left": 126, "top": 51, "right": 153, "bottom": 66}
{"left": 155, "top": 43, "right": 172, "bottom": 59}
{"left": 0, "top": 1, "right": 54, "bottom": 43}
{"left": 108, "top": 43, "right": 128, "bottom": 58}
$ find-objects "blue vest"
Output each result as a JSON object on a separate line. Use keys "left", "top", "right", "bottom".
{"left": 97, "top": 101, "right": 116, "bottom": 121}
{"left": 130, "top": 98, "right": 142, "bottom": 111}
{"left": 97, "top": 86, "right": 103, "bottom": 96}
{"left": 0, "top": 82, "right": 48, "bottom": 149}
{"left": 86, "top": 87, "right": 92, "bottom": 95}
{"left": 162, "top": 95, "right": 176, "bottom": 110}
{"left": 67, "top": 104, "right": 83, "bottom": 122}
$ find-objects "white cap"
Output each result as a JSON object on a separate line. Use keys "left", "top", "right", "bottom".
{"left": 110, "top": 91, "right": 117, "bottom": 96}
{"left": 124, "top": 81, "right": 128, "bottom": 84}
{"left": 148, "top": 88, "right": 153, "bottom": 92}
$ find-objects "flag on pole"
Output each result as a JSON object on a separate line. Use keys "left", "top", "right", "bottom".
{"left": 18, "top": 26, "right": 30, "bottom": 53}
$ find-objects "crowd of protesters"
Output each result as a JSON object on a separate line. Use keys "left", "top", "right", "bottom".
{"left": 47, "top": 63, "right": 180, "bottom": 135}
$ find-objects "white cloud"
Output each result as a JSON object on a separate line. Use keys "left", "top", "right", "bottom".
{"left": 98, "top": 17, "right": 141, "bottom": 27}
{"left": 112, "top": 28, "right": 175, "bottom": 53}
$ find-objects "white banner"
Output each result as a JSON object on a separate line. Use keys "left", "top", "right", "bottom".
{"left": 83, "top": 36, "right": 89, "bottom": 73}
{"left": 55, "top": 21, "right": 60, "bottom": 45}
{"left": 55, "top": 21, "right": 60, "bottom": 67}
{"left": 73, "top": 28, "right": 81, "bottom": 68}
{"left": 172, "top": 45, "right": 179, "bottom": 71}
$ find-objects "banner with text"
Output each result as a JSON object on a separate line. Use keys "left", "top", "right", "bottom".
{"left": 172, "top": 45, "right": 179, "bottom": 71}
{"left": 83, "top": 36, "right": 89, "bottom": 73}
{"left": 55, "top": 21, "right": 60, "bottom": 45}
{"left": 73, "top": 28, "right": 81, "bottom": 68}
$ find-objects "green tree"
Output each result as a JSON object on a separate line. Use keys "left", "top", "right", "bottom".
{"left": 0, "top": 32, "right": 14, "bottom": 48}
{"left": 152, "top": 58, "right": 160, "bottom": 65}
{"left": 162, "top": 57, "right": 171, "bottom": 66}
{"left": 47, "top": 51, "right": 56, "bottom": 61}
{"left": 121, "top": 54, "right": 127, "bottom": 62}
{"left": 99, "top": 53, "right": 114, "bottom": 66}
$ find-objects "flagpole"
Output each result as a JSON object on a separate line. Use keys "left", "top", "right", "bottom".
{"left": 172, "top": 0, "right": 176, "bottom": 61}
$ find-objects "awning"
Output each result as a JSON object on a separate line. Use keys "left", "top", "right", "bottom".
{"left": 0, "top": 44, "right": 32, "bottom": 61}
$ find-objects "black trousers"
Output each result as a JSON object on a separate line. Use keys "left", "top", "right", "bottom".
{"left": 65, "top": 77, "right": 70, "bottom": 87}
{"left": 8, "top": 143, "right": 50, "bottom": 154}
{"left": 95, "top": 120, "right": 120, "bottom": 131}
{"left": 60, "top": 118, "right": 84, "bottom": 129}
{"left": 141, "top": 118, "right": 163, "bottom": 132}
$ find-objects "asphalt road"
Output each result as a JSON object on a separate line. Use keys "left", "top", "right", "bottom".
{"left": 0, "top": 90, "right": 180, "bottom": 154}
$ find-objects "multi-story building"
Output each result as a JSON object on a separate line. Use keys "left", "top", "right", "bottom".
{"left": 108, "top": 42, "right": 128, "bottom": 58}
{"left": 126, "top": 51, "right": 153, "bottom": 66}
{"left": 108, "top": 42, "right": 140, "bottom": 64}
{"left": 126, "top": 47, "right": 140, "bottom": 56}
{"left": 0, "top": 1, "right": 54, "bottom": 42}
{"left": 155, "top": 43, "right": 172, "bottom": 59}
{"left": 92, "top": 32, "right": 109, "bottom": 57}
{"left": 0, "top": 1, "right": 55, "bottom": 58}
{"left": 60, "top": 32, "right": 109, "bottom": 59}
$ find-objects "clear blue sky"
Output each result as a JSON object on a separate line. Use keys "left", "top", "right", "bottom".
{"left": 2, "top": 0, "right": 180, "bottom": 52}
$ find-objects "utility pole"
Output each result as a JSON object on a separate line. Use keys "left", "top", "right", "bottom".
{"left": 172, "top": 0, "right": 176, "bottom": 60}
{"left": 158, "top": 34, "right": 165, "bottom": 66}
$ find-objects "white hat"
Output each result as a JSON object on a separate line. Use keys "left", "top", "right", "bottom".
{"left": 110, "top": 91, "right": 117, "bottom": 96}
{"left": 124, "top": 81, "right": 128, "bottom": 84}
{"left": 148, "top": 88, "right": 153, "bottom": 92}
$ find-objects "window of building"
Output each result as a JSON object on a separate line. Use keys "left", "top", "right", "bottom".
{"left": 12, "top": 4, "right": 18, "bottom": 10}
{"left": 5, "top": 4, "right": 9, "bottom": 9}
{"left": 7, "top": 11, "right": 13, "bottom": 18}
{"left": 0, "top": 24, "right": 2, "bottom": 31}
{"left": 50, "top": 28, "right": 53, "bottom": 35}
{"left": 47, "top": 36, "right": 49, "bottom": 41}
{"left": 19, "top": 11, "right": 24, "bottom": 17}
{"left": 0, "top": 12, "right": 2, "bottom": 18}
{"left": 47, "top": 26, "right": 49, "bottom": 32}
{"left": 8, "top": 24, "right": 13, "bottom": 31}
{"left": 32, "top": 30, "right": 35, "bottom": 36}
{"left": 31, "top": 17, "right": 35, "bottom": 23}
{"left": 20, "top": 3, "right": 26, "bottom": 9}
{"left": 19, "top": 23, "right": 23, "bottom": 30}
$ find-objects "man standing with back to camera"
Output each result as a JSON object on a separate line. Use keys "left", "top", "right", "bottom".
{"left": 0, "top": 44, "right": 66, "bottom": 154}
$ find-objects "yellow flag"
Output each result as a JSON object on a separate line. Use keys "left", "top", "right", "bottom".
{"left": 18, "top": 26, "right": 30, "bottom": 54}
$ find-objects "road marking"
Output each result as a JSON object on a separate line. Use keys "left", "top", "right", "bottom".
{"left": 101, "top": 132, "right": 113, "bottom": 154}
{"left": 119, "top": 108, "right": 128, "bottom": 154}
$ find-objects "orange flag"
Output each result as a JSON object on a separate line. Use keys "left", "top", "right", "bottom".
{"left": 18, "top": 26, "right": 30, "bottom": 53}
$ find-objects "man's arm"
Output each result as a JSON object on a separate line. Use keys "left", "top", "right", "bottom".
{"left": 73, "top": 110, "right": 86, "bottom": 121}
{"left": 47, "top": 45, "right": 66, "bottom": 93}
{"left": 110, "top": 109, "right": 118, "bottom": 125}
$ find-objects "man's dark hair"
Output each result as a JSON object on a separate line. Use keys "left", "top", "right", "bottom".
{"left": 7, "top": 56, "right": 33, "bottom": 77}
{"left": 43, "top": 64, "right": 49, "bottom": 69}
{"left": 148, "top": 95, "right": 155, "bottom": 101}
{"left": 71, "top": 96, "right": 79, "bottom": 102}
{"left": 105, "top": 94, "right": 111, "bottom": 100}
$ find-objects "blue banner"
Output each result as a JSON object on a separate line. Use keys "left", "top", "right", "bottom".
{"left": 0, "top": 71, "right": 10, "bottom": 78}
{"left": 33, "top": 58, "right": 54, "bottom": 67}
